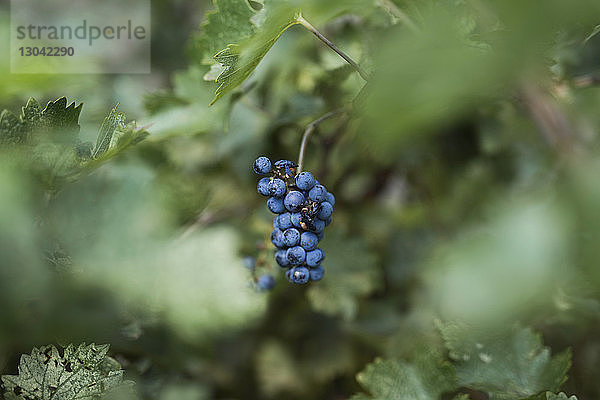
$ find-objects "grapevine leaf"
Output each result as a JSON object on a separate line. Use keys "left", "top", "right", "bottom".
{"left": 210, "top": 3, "right": 300, "bottom": 104}
{"left": 21, "top": 97, "right": 42, "bottom": 126}
{"left": 1, "top": 343, "right": 134, "bottom": 400}
{"left": 1, "top": 97, "right": 81, "bottom": 146}
{"left": 84, "top": 122, "right": 149, "bottom": 169}
{"left": 307, "top": 232, "right": 380, "bottom": 320}
{"left": 0, "top": 109, "right": 24, "bottom": 144}
{"left": 191, "top": 0, "right": 256, "bottom": 64}
{"left": 0, "top": 97, "right": 148, "bottom": 185}
{"left": 351, "top": 348, "right": 456, "bottom": 400}
{"left": 198, "top": 0, "right": 375, "bottom": 104}
{"left": 440, "top": 324, "right": 571, "bottom": 400}
{"left": 38, "top": 97, "right": 83, "bottom": 142}
{"left": 92, "top": 105, "right": 127, "bottom": 158}
{"left": 525, "top": 392, "right": 578, "bottom": 400}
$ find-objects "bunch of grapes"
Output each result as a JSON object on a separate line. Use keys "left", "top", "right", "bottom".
{"left": 253, "top": 156, "right": 334, "bottom": 285}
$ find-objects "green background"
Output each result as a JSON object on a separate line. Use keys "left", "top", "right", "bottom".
{"left": 1, "top": 1, "right": 600, "bottom": 399}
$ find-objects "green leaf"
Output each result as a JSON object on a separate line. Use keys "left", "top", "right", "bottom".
{"left": 191, "top": 0, "right": 257, "bottom": 64}
{"left": 141, "top": 66, "right": 228, "bottom": 140}
{"left": 0, "top": 97, "right": 148, "bottom": 185}
{"left": 1, "top": 97, "right": 82, "bottom": 146}
{"left": 51, "top": 161, "right": 269, "bottom": 343}
{"left": 351, "top": 348, "right": 456, "bottom": 400}
{"left": 21, "top": 97, "right": 42, "bottom": 126}
{"left": 0, "top": 109, "right": 24, "bottom": 144}
{"left": 307, "top": 231, "right": 380, "bottom": 320}
{"left": 83, "top": 122, "right": 149, "bottom": 169}
{"left": 211, "top": 3, "right": 300, "bottom": 104}
{"left": 38, "top": 97, "right": 83, "bottom": 142}
{"left": 423, "top": 198, "right": 570, "bottom": 327}
{"left": 440, "top": 324, "right": 571, "bottom": 400}
{"left": 526, "top": 392, "right": 578, "bottom": 400}
{"left": 92, "top": 105, "right": 127, "bottom": 158}
{"left": 1, "top": 343, "right": 133, "bottom": 400}
{"left": 198, "top": 0, "right": 374, "bottom": 104}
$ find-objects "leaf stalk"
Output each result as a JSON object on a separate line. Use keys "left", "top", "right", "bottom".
{"left": 297, "top": 15, "right": 370, "bottom": 81}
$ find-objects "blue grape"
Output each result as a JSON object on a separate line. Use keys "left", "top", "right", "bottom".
{"left": 324, "top": 216, "right": 332, "bottom": 227}
{"left": 300, "top": 231, "right": 319, "bottom": 251}
{"left": 285, "top": 268, "right": 293, "bottom": 282}
{"left": 290, "top": 266, "right": 310, "bottom": 284}
{"left": 306, "top": 248, "right": 324, "bottom": 267}
{"left": 286, "top": 246, "right": 306, "bottom": 265}
{"left": 270, "top": 229, "right": 285, "bottom": 248}
{"left": 308, "top": 184, "right": 327, "bottom": 202}
{"left": 282, "top": 228, "right": 300, "bottom": 247}
{"left": 317, "top": 201, "right": 333, "bottom": 219}
{"left": 276, "top": 213, "right": 293, "bottom": 230}
{"left": 316, "top": 231, "right": 324, "bottom": 240}
{"left": 325, "top": 191, "right": 335, "bottom": 206}
{"left": 267, "top": 197, "right": 285, "bottom": 214}
{"left": 295, "top": 172, "right": 316, "bottom": 191}
{"left": 309, "top": 266, "right": 324, "bottom": 281}
{"left": 257, "top": 274, "right": 276, "bottom": 290}
{"left": 284, "top": 191, "right": 305, "bottom": 212}
{"left": 253, "top": 156, "right": 271, "bottom": 175}
{"left": 258, "top": 177, "right": 270, "bottom": 196}
{"left": 242, "top": 256, "right": 255, "bottom": 270}
{"left": 290, "top": 212, "right": 302, "bottom": 228}
{"left": 310, "top": 218, "right": 325, "bottom": 233}
{"left": 268, "top": 178, "right": 287, "bottom": 197}
{"left": 275, "top": 159, "right": 297, "bottom": 168}
{"left": 275, "top": 250, "right": 290, "bottom": 267}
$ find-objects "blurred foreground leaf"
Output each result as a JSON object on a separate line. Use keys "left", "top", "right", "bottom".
{"left": 351, "top": 348, "right": 455, "bottom": 400}
{"left": 1, "top": 343, "right": 133, "bottom": 400}
{"left": 424, "top": 197, "right": 570, "bottom": 327}
{"left": 440, "top": 324, "right": 571, "bottom": 400}
{"left": 0, "top": 97, "right": 147, "bottom": 187}
{"left": 49, "top": 164, "right": 267, "bottom": 342}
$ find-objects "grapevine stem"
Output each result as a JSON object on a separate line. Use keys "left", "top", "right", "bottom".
{"left": 297, "top": 108, "right": 346, "bottom": 172}
{"left": 297, "top": 15, "right": 370, "bottom": 81}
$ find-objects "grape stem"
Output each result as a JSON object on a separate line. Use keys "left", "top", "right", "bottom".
{"left": 297, "top": 15, "right": 370, "bottom": 81}
{"left": 297, "top": 108, "right": 346, "bottom": 172}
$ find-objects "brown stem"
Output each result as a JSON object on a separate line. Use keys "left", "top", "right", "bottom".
{"left": 297, "top": 108, "right": 346, "bottom": 172}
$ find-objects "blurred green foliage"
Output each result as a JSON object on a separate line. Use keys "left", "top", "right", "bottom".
{"left": 2, "top": 0, "right": 600, "bottom": 399}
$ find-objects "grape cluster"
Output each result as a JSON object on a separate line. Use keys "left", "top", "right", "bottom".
{"left": 253, "top": 156, "right": 334, "bottom": 285}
